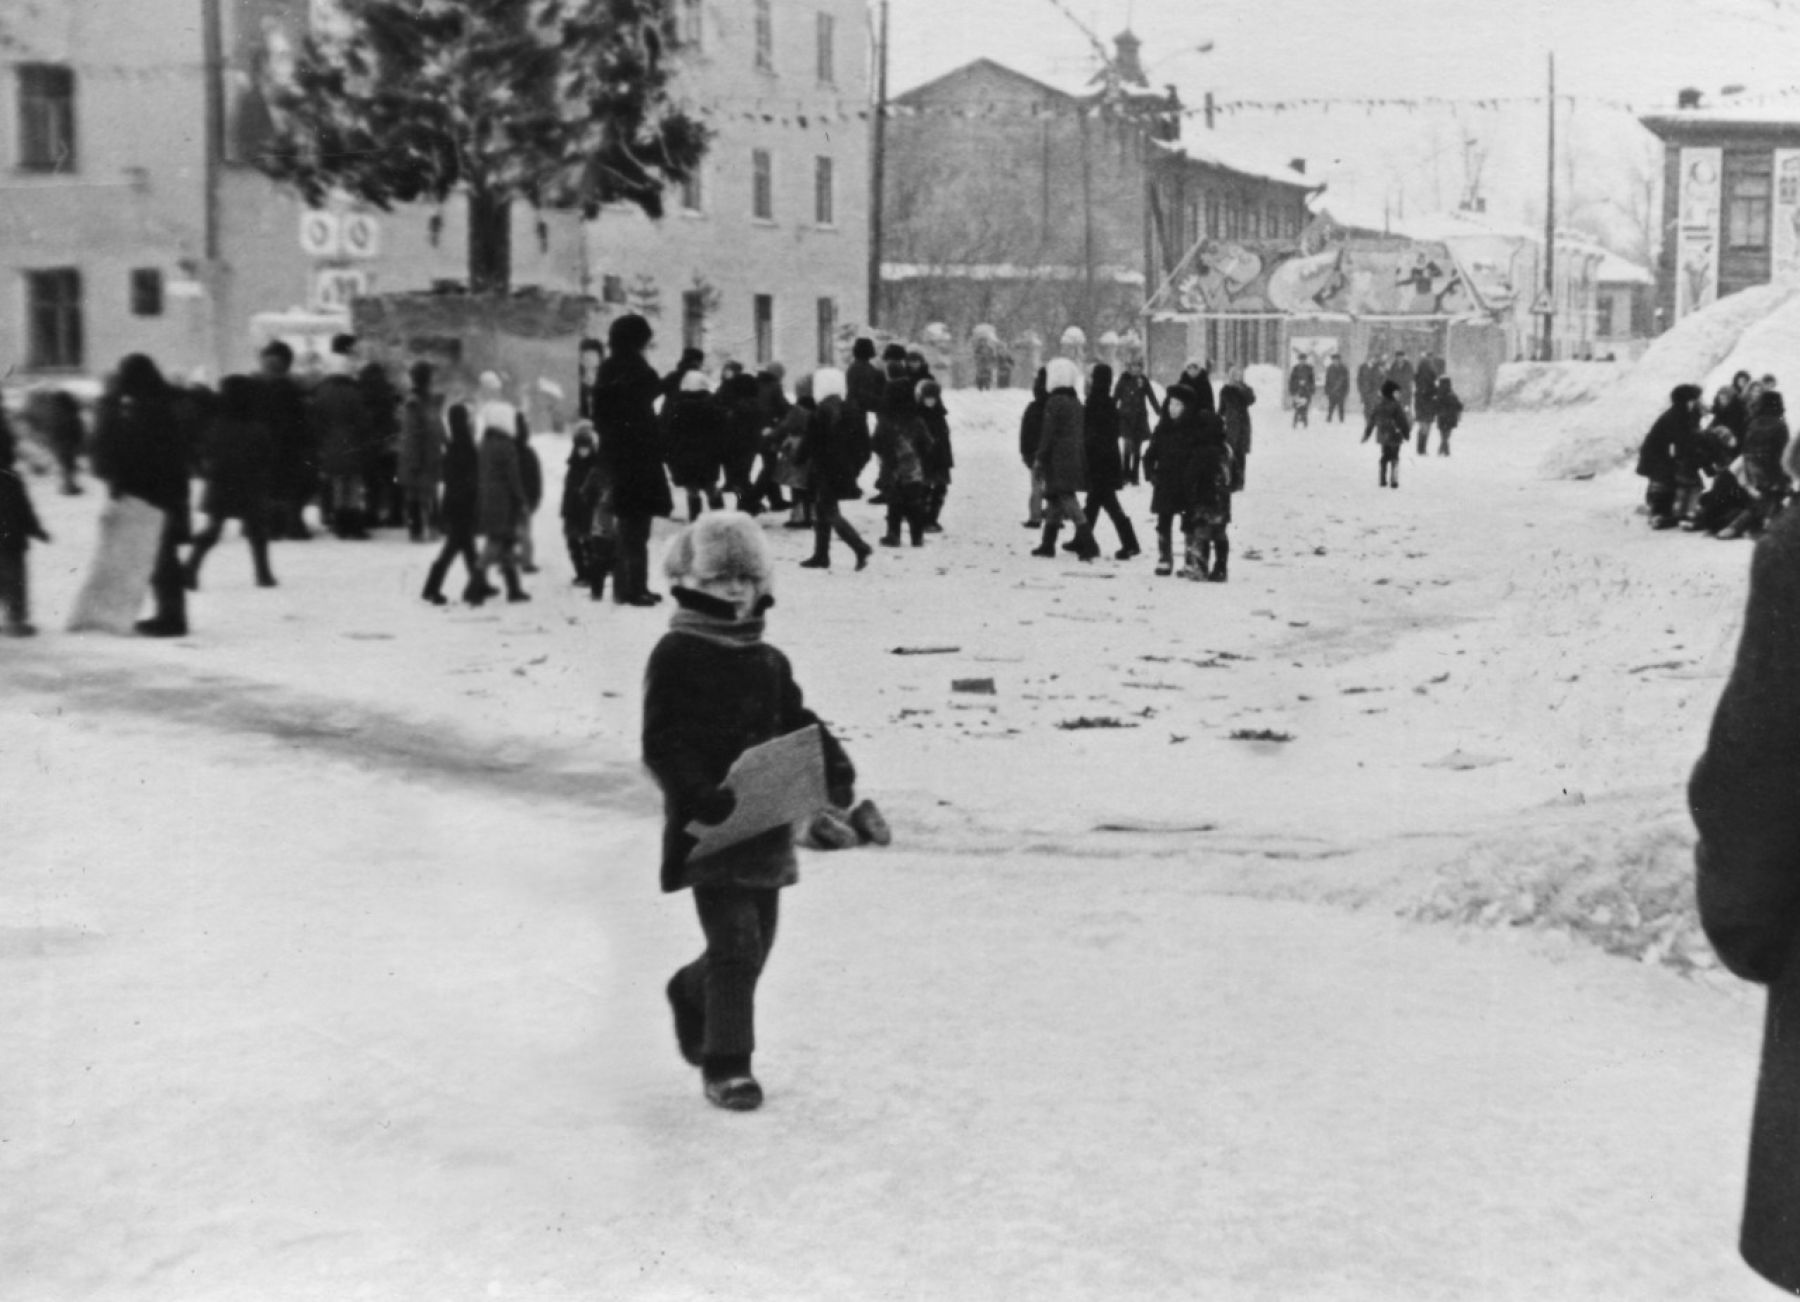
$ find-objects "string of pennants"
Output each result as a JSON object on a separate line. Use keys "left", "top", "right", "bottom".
{"left": 31, "top": 51, "right": 1800, "bottom": 124}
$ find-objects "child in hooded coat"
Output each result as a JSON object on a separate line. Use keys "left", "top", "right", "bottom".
{"left": 874, "top": 377, "right": 934, "bottom": 548}
{"left": 663, "top": 370, "right": 728, "bottom": 521}
{"left": 1363, "top": 380, "right": 1413, "bottom": 488}
{"left": 1030, "top": 357, "right": 1101, "bottom": 561}
{"left": 561, "top": 425, "right": 599, "bottom": 584}
{"left": 0, "top": 413, "right": 50, "bottom": 635}
{"left": 917, "top": 379, "right": 954, "bottom": 531}
{"left": 643, "top": 513, "right": 874, "bottom": 1112}
{"left": 1433, "top": 375, "right": 1464, "bottom": 456}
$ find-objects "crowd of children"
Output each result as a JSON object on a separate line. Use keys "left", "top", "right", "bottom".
{"left": 1637, "top": 371, "right": 1793, "bottom": 539}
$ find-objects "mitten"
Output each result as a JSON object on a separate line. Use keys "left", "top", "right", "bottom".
{"left": 691, "top": 786, "right": 737, "bottom": 826}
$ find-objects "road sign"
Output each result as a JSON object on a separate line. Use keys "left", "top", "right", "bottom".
{"left": 299, "top": 210, "right": 341, "bottom": 258}
{"left": 340, "top": 212, "right": 381, "bottom": 259}
{"left": 311, "top": 267, "right": 368, "bottom": 314}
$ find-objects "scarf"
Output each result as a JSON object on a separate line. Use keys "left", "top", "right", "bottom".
{"left": 666, "top": 586, "right": 772, "bottom": 647}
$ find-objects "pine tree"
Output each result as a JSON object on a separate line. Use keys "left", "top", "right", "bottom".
{"left": 259, "top": 0, "right": 708, "bottom": 294}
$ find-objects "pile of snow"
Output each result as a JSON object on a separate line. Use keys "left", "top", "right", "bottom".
{"left": 1541, "top": 283, "right": 1799, "bottom": 480}
{"left": 1242, "top": 362, "right": 1285, "bottom": 412}
{"left": 1698, "top": 290, "right": 1800, "bottom": 396}
{"left": 1489, "top": 361, "right": 1621, "bottom": 412}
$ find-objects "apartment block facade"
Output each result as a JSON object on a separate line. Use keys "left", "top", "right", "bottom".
{"left": 1, "top": 0, "right": 870, "bottom": 386}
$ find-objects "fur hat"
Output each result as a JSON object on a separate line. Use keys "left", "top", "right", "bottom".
{"left": 679, "top": 370, "right": 711, "bottom": 394}
{"left": 1756, "top": 388, "right": 1786, "bottom": 418}
{"left": 571, "top": 421, "right": 597, "bottom": 447}
{"left": 1671, "top": 384, "right": 1703, "bottom": 406}
{"left": 1166, "top": 382, "right": 1198, "bottom": 410}
{"left": 1381, "top": 380, "right": 1400, "bottom": 398}
{"left": 882, "top": 343, "right": 909, "bottom": 363}
{"left": 1045, "top": 357, "right": 1082, "bottom": 392}
{"left": 663, "top": 511, "right": 774, "bottom": 594}
{"left": 812, "top": 367, "right": 847, "bottom": 403}
{"left": 917, "top": 378, "right": 942, "bottom": 405}
{"left": 607, "top": 313, "right": 653, "bottom": 354}
{"left": 852, "top": 338, "right": 876, "bottom": 361}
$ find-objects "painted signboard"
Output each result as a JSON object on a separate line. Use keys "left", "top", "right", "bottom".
{"left": 1774, "top": 149, "right": 1800, "bottom": 288}
{"left": 1149, "top": 239, "right": 1481, "bottom": 318}
{"left": 1676, "top": 147, "right": 1722, "bottom": 319}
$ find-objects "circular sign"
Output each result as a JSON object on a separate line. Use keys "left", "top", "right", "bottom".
{"left": 299, "top": 210, "right": 341, "bottom": 258}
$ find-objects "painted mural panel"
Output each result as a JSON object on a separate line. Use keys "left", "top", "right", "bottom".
{"left": 1676, "top": 147, "right": 1722, "bottom": 319}
{"left": 1773, "top": 149, "right": 1800, "bottom": 287}
{"left": 1151, "top": 239, "right": 1479, "bottom": 318}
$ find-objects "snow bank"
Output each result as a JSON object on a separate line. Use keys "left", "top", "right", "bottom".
{"left": 1698, "top": 289, "right": 1800, "bottom": 397}
{"left": 1489, "top": 361, "right": 1621, "bottom": 412}
{"left": 1540, "top": 283, "right": 1799, "bottom": 479}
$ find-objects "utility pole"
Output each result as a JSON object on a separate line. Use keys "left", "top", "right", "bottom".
{"left": 1542, "top": 51, "right": 1556, "bottom": 361}
{"left": 867, "top": 0, "right": 889, "bottom": 329}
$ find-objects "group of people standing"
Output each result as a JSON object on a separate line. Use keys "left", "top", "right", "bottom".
{"left": 1637, "top": 371, "right": 1794, "bottom": 540}
{"left": 1018, "top": 357, "right": 1252, "bottom": 581}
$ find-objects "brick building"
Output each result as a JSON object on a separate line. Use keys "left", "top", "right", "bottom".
{"left": 1, "top": 0, "right": 870, "bottom": 388}
{"left": 1641, "top": 99, "right": 1800, "bottom": 329}
{"left": 880, "top": 39, "right": 1314, "bottom": 361}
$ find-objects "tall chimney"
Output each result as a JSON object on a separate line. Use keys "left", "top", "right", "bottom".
{"left": 1677, "top": 87, "right": 1703, "bottom": 110}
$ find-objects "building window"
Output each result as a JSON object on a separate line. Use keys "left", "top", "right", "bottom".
{"left": 814, "top": 156, "right": 834, "bottom": 226}
{"left": 130, "top": 268, "right": 164, "bottom": 317}
{"left": 678, "top": 0, "right": 703, "bottom": 50}
{"left": 682, "top": 290, "right": 707, "bottom": 353}
{"left": 1205, "top": 196, "right": 1221, "bottom": 238}
{"left": 680, "top": 167, "right": 703, "bottom": 214}
{"left": 17, "top": 64, "right": 76, "bottom": 173}
{"left": 816, "top": 12, "right": 835, "bottom": 84}
{"left": 1726, "top": 157, "right": 1772, "bottom": 251}
{"left": 601, "top": 274, "right": 627, "bottom": 304}
{"left": 752, "top": 149, "right": 773, "bottom": 220}
{"left": 816, "top": 297, "right": 836, "bottom": 365}
{"left": 753, "top": 294, "right": 774, "bottom": 366}
{"left": 26, "top": 268, "right": 83, "bottom": 370}
{"left": 754, "top": 0, "right": 773, "bottom": 72}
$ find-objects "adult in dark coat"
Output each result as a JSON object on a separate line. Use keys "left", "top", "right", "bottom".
{"left": 1387, "top": 351, "right": 1416, "bottom": 402}
{"left": 1637, "top": 386, "right": 1702, "bottom": 528}
{"left": 1690, "top": 504, "right": 1800, "bottom": 1295}
{"left": 25, "top": 388, "right": 85, "bottom": 495}
{"left": 1178, "top": 361, "right": 1215, "bottom": 415}
{"left": 1356, "top": 357, "right": 1382, "bottom": 416}
{"left": 421, "top": 404, "right": 486, "bottom": 605}
{"left": 595, "top": 313, "right": 675, "bottom": 605}
{"left": 185, "top": 375, "right": 277, "bottom": 590}
{"left": 397, "top": 361, "right": 446, "bottom": 542}
{"left": 310, "top": 359, "right": 372, "bottom": 538}
{"left": 796, "top": 368, "right": 873, "bottom": 569}
{"left": 663, "top": 373, "right": 729, "bottom": 519}
{"left": 1080, "top": 363, "right": 1139, "bottom": 559}
{"left": 1433, "top": 376, "right": 1464, "bottom": 457}
{"left": 1114, "top": 361, "right": 1159, "bottom": 485}
{"left": 1030, "top": 358, "right": 1098, "bottom": 561}
{"left": 1143, "top": 381, "right": 1212, "bottom": 576}
{"left": 1412, "top": 357, "right": 1440, "bottom": 454}
{"left": 92, "top": 353, "right": 191, "bottom": 636}
{"left": 358, "top": 361, "right": 402, "bottom": 527}
{"left": 475, "top": 420, "right": 530, "bottom": 602}
{"left": 715, "top": 364, "right": 764, "bottom": 510}
{"left": 256, "top": 341, "right": 316, "bottom": 540}
{"left": 1218, "top": 366, "right": 1256, "bottom": 492}
{"left": 1323, "top": 354, "right": 1351, "bottom": 423}
{"left": 1020, "top": 366, "right": 1048, "bottom": 527}
{"left": 845, "top": 338, "right": 886, "bottom": 424}
{"left": 515, "top": 413, "right": 544, "bottom": 572}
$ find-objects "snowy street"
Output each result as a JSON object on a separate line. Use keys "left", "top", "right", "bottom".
{"left": 2, "top": 395, "right": 1775, "bottom": 1299}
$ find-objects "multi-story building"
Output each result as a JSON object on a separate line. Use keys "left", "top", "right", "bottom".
{"left": 880, "top": 36, "right": 1314, "bottom": 362}
{"left": 1, "top": 0, "right": 870, "bottom": 387}
{"left": 1640, "top": 96, "right": 1800, "bottom": 332}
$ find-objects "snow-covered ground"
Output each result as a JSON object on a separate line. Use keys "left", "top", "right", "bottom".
{"left": 1, "top": 392, "right": 1775, "bottom": 1298}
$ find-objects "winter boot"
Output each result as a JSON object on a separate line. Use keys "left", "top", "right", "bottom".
{"left": 1071, "top": 525, "right": 1101, "bottom": 562}
{"left": 848, "top": 799, "right": 892, "bottom": 846}
{"left": 804, "top": 806, "right": 861, "bottom": 850}
{"left": 666, "top": 975, "right": 705, "bottom": 1068}
{"left": 703, "top": 1068, "right": 763, "bottom": 1112}
{"left": 1178, "top": 533, "right": 1207, "bottom": 580}
{"left": 1116, "top": 517, "right": 1141, "bottom": 560}
{"left": 588, "top": 539, "right": 615, "bottom": 600}
{"left": 1155, "top": 533, "right": 1174, "bottom": 577}
{"left": 1031, "top": 523, "right": 1061, "bottom": 558}
{"left": 1209, "top": 536, "right": 1230, "bottom": 583}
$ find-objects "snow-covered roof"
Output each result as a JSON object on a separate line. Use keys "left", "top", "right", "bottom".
{"left": 1641, "top": 102, "right": 1800, "bottom": 132}
{"left": 1153, "top": 134, "right": 1311, "bottom": 190}
{"left": 1592, "top": 251, "right": 1653, "bottom": 285}
{"left": 1307, "top": 194, "right": 1419, "bottom": 239}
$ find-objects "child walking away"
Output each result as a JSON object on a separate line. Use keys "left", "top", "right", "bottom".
{"left": 562, "top": 425, "right": 599, "bottom": 585}
{"left": 1080, "top": 363, "right": 1140, "bottom": 559}
{"left": 874, "top": 377, "right": 933, "bottom": 548}
{"left": 795, "top": 368, "right": 873, "bottom": 570}
{"left": 1143, "top": 381, "right": 1209, "bottom": 576}
{"left": 1182, "top": 426, "right": 1234, "bottom": 582}
{"left": 1434, "top": 375, "right": 1463, "bottom": 456}
{"left": 917, "top": 380, "right": 954, "bottom": 532}
{"left": 185, "top": 375, "right": 278, "bottom": 591}
{"left": 663, "top": 370, "right": 728, "bottom": 522}
{"left": 1364, "top": 381, "right": 1412, "bottom": 488}
{"left": 773, "top": 377, "right": 815, "bottom": 531}
{"left": 1031, "top": 358, "right": 1100, "bottom": 561}
{"left": 0, "top": 412, "right": 50, "bottom": 635}
{"left": 643, "top": 513, "right": 873, "bottom": 1112}
{"left": 422, "top": 404, "right": 488, "bottom": 605}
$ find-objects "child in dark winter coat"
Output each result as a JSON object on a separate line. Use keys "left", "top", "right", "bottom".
{"left": 874, "top": 378, "right": 934, "bottom": 548}
{"left": 1433, "top": 376, "right": 1463, "bottom": 456}
{"left": 1719, "top": 389, "right": 1791, "bottom": 539}
{"left": 1182, "top": 436, "right": 1234, "bottom": 583}
{"left": 1637, "top": 386, "right": 1701, "bottom": 528}
{"left": 643, "top": 512, "right": 880, "bottom": 1112}
{"left": 917, "top": 380, "right": 954, "bottom": 531}
{"left": 1363, "top": 381, "right": 1413, "bottom": 488}
{"left": 0, "top": 414, "right": 50, "bottom": 635}
{"left": 561, "top": 426, "right": 599, "bottom": 585}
